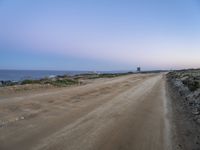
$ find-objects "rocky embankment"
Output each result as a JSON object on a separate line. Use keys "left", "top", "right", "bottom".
{"left": 168, "top": 70, "right": 200, "bottom": 122}
{"left": 167, "top": 69, "right": 200, "bottom": 149}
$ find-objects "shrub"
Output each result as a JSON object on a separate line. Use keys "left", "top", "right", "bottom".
{"left": 50, "top": 79, "right": 78, "bottom": 87}
{"left": 21, "top": 80, "right": 40, "bottom": 85}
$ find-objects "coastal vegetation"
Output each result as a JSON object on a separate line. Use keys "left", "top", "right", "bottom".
{"left": 168, "top": 69, "right": 200, "bottom": 92}
{"left": 167, "top": 69, "right": 200, "bottom": 123}
{"left": 0, "top": 72, "right": 133, "bottom": 87}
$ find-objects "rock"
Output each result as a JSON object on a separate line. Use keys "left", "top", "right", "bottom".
{"left": 192, "top": 109, "right": 200, "bottom": 115}
{"left": 189, "top": 102, "right": 194, "bottom": 106}
{"left": 181, "top": 76, "right": 189, "bottom": 81}
{"left": 1, "top": 80, "right": 17, "bottom": 86}
{"left": 196, "top": 118, "right": 200, "bottom": 124}
{"left": 20, "top": 116, "right": 25, "bottom": 120}
{"left": 15, "top": 117, "right": 19, "bottom": 121}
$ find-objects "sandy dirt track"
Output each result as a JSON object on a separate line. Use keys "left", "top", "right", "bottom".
{"left": 0, "top": 73, "right": 171, "bottom": 150}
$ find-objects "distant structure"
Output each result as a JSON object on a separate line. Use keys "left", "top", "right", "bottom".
{"left": 137, "top": 67, "right": 141, "bottom": 72}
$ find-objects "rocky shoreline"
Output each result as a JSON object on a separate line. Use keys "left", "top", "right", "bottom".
{"left": 0, "top": 72, "right": 133, "bottom": 87}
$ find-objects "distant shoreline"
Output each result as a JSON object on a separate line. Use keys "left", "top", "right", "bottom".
{"left": 0, "top": 69, "right": 168, "bottom": 82}
{"left": 0, "top": 70, "right": 169, "bottom": 88}
{"left": 0, "top": 69, "right": 136, "bottom": 82}
{"left": 0, "top": 72, "right": 135, "bottom": 87}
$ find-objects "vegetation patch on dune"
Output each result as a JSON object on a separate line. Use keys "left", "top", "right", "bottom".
{"left": 0, "top": 72, "right": 134, "bottom": 87}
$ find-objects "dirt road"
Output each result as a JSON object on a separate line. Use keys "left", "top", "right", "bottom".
{"left": 0, "top": 73, "right": 171, "bottom": 150}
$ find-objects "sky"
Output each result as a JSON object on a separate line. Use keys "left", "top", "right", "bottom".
{"left": 0, "top": 0, "right": 200, "bottom": 71}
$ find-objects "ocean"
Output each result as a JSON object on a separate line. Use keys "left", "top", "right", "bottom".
{"left": 0, "top": 70, "right": 93, "bottom": 81}
{"left": 0, "top": 70, "right": 130, "bottom": 81}
{"left": 0, "top": 69, "right": 132, "bottom": 81}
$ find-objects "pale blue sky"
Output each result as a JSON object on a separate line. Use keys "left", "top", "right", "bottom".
{"left": 0, "top": 0, "right": 200, "bottom": 71}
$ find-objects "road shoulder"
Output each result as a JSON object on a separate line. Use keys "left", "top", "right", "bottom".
{"left": 166, "top": 77, "right": 200, "bottom": 150}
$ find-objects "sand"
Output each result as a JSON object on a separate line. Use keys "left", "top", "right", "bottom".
{"left": 0, "top": 73, "right": 171, "bottom": 150}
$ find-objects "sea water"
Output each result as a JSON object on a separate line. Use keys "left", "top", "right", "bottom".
{"left": 0, "top": 70, "right": 92, "bottom": 81}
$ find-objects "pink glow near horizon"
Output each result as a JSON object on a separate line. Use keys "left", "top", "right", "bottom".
{"left": 1, "top": 0, "right": 200, "bottom": 70}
